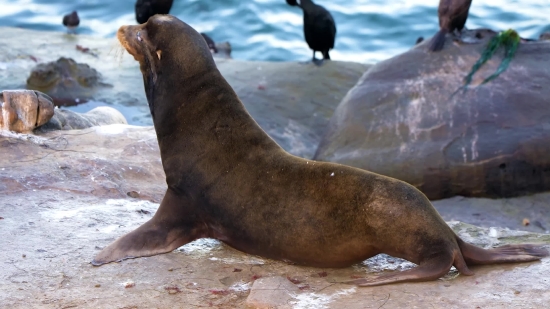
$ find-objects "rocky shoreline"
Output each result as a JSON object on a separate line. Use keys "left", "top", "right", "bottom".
{"left": 1, "top": 27, "right": 550, "bottom": 308}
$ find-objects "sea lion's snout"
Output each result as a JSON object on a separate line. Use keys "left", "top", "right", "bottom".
{"left": 117, "top": 25, "right": 146, "bottom": 62}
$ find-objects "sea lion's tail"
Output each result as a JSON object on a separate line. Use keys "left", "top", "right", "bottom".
{"left": 428, "top": 29, "right": 448, "bottom": 52}
{"left": 456, "top": 237, "right": 549, "bottom": 265}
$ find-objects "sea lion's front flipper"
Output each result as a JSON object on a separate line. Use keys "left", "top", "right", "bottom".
{"left": 91, "top": 189, "right": 202, "bottom": 266}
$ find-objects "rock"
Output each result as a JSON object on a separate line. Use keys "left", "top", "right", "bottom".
{"left": 39, "top": 106, "right": 127, "bottom": 131}
{"left": 1, "top": 125, "right": 549, "bottom": 308}
{"left": 214, "top": 41, "right": 232, "bottom": 59}
{"left": 314, "top": 29, "right": 550, "bottom": 200}
{"left": 245, "top": 276, "right": 298, "bottom": 309}
{"left": 540, "top": 32, "right": 550, "bottom": 41}
{"left": 0, "top": 90, "right": 54, "bottom": 133}
{"left": 26, "top": 57, "right": 107, "bottom": 106}
{"left": 0, "top": 125, "right": 163, "bottom": 201}
{"left": 432, "top": 192, "right": 550, "bottom": 234}
{"left": 0, "top": 88, "right": 126, "bottom": 133}
{"left": 215, "top": 60, "right": 369, "bottom": 158}
{"left": 0, "top": 27, "right": 370, "bottom": 158}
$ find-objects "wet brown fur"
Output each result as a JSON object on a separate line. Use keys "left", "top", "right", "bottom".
{"left": 92, "top": 15, "right": 548, "bottom": 286}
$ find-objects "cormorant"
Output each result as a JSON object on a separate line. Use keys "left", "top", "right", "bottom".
{"left": 135, "top": 0, "right": 174, "bottom": 24}
{"left": 287, "top": 0, "right": 336, "bottom": 65}
{"left": 62, "top": 11, "right": 80, "bottom": 33}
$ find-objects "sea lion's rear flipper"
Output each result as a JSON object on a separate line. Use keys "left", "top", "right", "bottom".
{"left": 457, "top": 239, "right": 549, "bottom": 265}
{"left": 91, "top": 189, "right": 201, "bottom": 266}
{"left": 344, "top": 255, "right": 458, "bottom": 286}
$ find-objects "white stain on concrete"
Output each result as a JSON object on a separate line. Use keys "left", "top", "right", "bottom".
{"left": 291, "top": 287, "right": 356, "bottom": 309}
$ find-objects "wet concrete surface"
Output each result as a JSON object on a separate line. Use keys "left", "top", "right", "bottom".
{"left": 1, "top": 126, "right": 549, "bottom": 308}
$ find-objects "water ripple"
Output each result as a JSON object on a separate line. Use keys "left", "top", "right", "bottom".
{"left": 0, "top": 0, "right": 548, "bottom": 63}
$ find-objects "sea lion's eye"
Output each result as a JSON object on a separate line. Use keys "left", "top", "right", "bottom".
{"left": 137, "top": 31, "right": 142, "bottom": 42}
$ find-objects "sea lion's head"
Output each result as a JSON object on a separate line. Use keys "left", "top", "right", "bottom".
{"left": 117, "top": 15, "right": 216, "bottom": 116}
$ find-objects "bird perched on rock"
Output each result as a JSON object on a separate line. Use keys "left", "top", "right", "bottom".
{"left": 287, "top": 0, "right": 336, "bottom": 65}
{"left": 135, "top": 0, "right": 174, "bottom": 24}
{"left": 429, "top": 0, "right": 473, "bottom": 52}
{"left": 62, "top": 11, "right": 80, "bottom": 33}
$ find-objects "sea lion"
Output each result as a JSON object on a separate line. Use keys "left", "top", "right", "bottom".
{"left": 62, "top": 11, "right": 80, "bottom": 33}
{"left": 287, "top": 0, "right": 336, "bottom": 65}
{"left": 135, "top": 0, "right": 174, "bottom": 24}
{"left": 92, "top": 15, "right": 548, "bottom": 286}
{"left": 429, "top": 0, "right": 473, "bottom": 52}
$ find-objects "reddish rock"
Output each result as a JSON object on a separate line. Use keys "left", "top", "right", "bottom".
{"left": 0, "top": 90, "right": 54, "bottom": 133}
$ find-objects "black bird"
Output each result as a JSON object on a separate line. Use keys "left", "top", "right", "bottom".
{"left": 200, "top": 33, "right": 218, "bottom": 54}
{"left": 135, "top": 0, "right": 174, "bottom": 24}
{"left": 62, "top": 11, "right": 80, "bottom": 33}
{"left": 287, "top": 0, "right": 336, "bottom": 65}
{"left": 429, "top": 0, "right": 473, "bottom": 52}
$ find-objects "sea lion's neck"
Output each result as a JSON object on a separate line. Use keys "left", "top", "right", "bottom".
{"left": 149, "top": 67, "right": 282, "bottom": 189}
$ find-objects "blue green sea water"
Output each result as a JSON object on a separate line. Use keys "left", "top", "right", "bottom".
{"left": 0, "top": 0, "right": 548, "bottom": 63}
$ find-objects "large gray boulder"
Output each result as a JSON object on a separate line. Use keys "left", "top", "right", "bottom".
{"left": 314, "top": 29, "right": 550, "bottom": 200}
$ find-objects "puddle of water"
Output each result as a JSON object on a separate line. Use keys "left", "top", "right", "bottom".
{"left": 358, "top": 254, "right": 416, "bottom": 273}
{"left": 177, "top": 238, "right": 223, "bottom": 256}
{"left": 177, "top": 238, "right": 266, "bottom": 264}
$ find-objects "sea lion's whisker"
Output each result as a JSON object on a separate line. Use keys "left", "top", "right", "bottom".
{"left": 108, "top": 40, "right": 127, "bottom": 66}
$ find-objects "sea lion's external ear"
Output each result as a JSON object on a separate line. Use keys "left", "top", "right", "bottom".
{"left": 156, "top": 50, "right": 162, "bottom": 60}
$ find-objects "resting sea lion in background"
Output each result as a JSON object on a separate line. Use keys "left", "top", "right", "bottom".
{"left": 429, "top": 0, "right": 473, "bottom": 52}
{"left": 135, "top": 0, "right": 174, "bottom": 24}
{"left": 92, "top": 15, "right": 548, "bottom": 286}
{"left": 200, "top": 33, "right": 218, "bottom": 54}
{"left": 286, "top": 0, "right": 336, "bottom": 65}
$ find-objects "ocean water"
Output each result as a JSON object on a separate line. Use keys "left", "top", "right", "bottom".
{"left": 0, "top": 0, "right": 548, "bottom": 63}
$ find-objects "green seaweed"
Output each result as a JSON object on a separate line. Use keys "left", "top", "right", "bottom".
{"left": 453, "top": 29, "right": 520, "bottom": 96}
{"left": 481, "top": 30, "right": 520, "bottom": 84}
